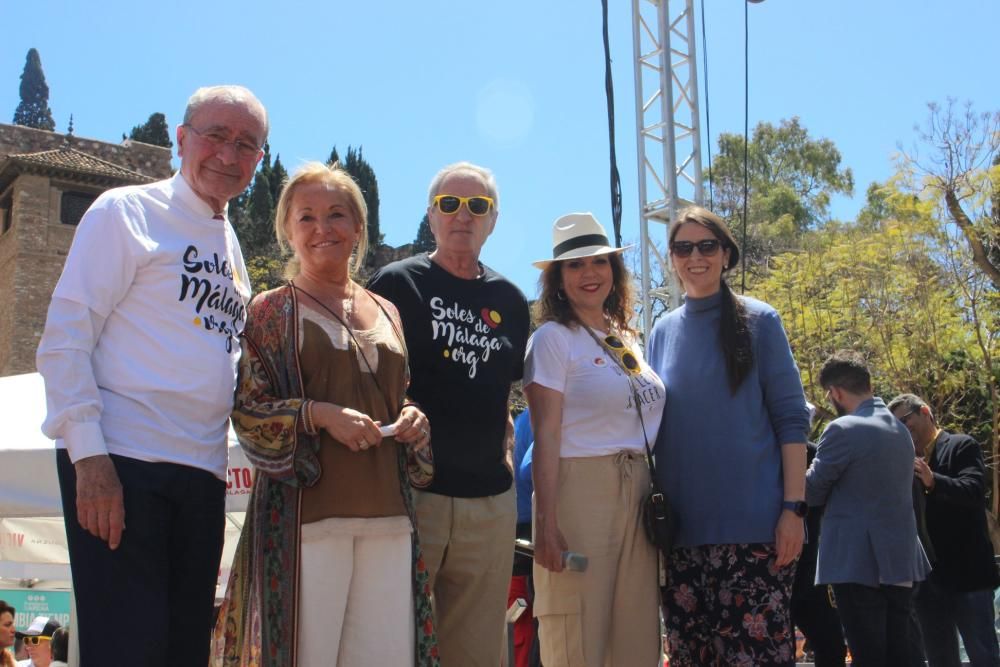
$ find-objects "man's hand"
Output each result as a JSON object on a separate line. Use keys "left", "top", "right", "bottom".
{"left": 74, "top": 455, "right": 125, "bottom": 550}
{"left": 774, "top": 510, "right": 804, "bottom": 567}
{"left": 914, "top": 458, "right": 935, "bottom": 490}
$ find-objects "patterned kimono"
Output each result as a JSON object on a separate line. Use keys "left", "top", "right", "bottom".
{"left": 211, "top": 285, "right": 439, "bottom": 666}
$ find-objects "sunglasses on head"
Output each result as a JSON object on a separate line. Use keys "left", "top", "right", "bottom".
{"left": 24, "top": 636, "right": 51, "bottom": 645}
{"left": 433, "top": 194, "right": 494, "bottom": 216}
{"left": 670, "top": 239, "right": 722, "bottom": 258}
{"left": 603, "top": 335, "right": 641, "bottom": 374}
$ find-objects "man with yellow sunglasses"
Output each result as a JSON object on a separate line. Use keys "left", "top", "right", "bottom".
{"left": 14, "top": 616, "right": 60, "bottom": 667}
{"left": 369, "top": 162, "right": 530, "bottom": 666}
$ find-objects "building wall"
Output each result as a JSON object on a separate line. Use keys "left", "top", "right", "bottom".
{"left": 0, "top": 124, "right": 172, "bottom": 376}
{"left": 0, "top": 123, "right": 171, "bottom": 179}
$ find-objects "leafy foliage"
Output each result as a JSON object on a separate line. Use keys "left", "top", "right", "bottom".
{"left": 128, "top": 112, "right": 172, "bottom": 148}
{"left": 412, "top": 214, "right": 435, "bottom": 253}
{"left": 709, "top": 117, "right": 853, "bottom": 278}
{"left": 329, "top": 145, "right": 382, "bottom": 264}
{"left": 13, "top": 48, "right": 55, "bottom": 130}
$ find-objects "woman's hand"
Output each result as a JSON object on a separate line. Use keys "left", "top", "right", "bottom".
{"left": 774, "top": 510, "right": 804, "bottom": 567}
{"left": 534, "top": 514, "right": 569, "bottom": 572}
{"left": 311, "top": 402, "right": 383, "bottom": 452}
{"left": 390, "top": 405, "right": 431, "bottom": 451}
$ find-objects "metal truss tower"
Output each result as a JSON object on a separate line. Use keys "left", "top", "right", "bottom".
{"left": 631, "top": 0, "right": 704, "bottom": 339}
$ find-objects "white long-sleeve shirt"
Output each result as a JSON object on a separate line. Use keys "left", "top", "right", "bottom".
{"left": 36, "top": 173, "right": 251, "bottom": 480}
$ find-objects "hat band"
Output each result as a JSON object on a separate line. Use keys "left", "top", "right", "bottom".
{"left": 553, "top": 234, "right": 610, "bottom": 258}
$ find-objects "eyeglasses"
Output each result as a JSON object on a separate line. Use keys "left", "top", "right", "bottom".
{"left": 670, "top": 239, "right": 722, "bottom": 258}
{"left": 432, "top": 194, "right": 495, "bottom": 216}
{"left": 603, "top": 335, "right": 641, "bottom": 374}
{"left": 24, "top": 636, "right": 51, "bottom": 645}
{"left": 896, "top": 410, "right": 917, "bottom": 425}
{"left": 183, "top": 125, "right": 263, "bottom": 160}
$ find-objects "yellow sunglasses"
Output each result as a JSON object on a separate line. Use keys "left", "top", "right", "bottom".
{"left": 432, "top": 194, "right": 495, "bottom": 216}
{"left": 24, "top": 636, "right": 51, "bottom": 645}
{"left": 603, "top": 335, "right": 641, "bottom": 374}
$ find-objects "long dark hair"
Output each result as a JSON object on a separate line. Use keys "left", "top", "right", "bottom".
{"left": 670, "top": 206, "right": 752, "bottom": 392}
{"left": 534, "top": 251, "right": 635, "bottom": 335}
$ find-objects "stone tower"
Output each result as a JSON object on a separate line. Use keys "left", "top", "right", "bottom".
{"left": 0, "top": 123, "right": 172, "bottom": 376}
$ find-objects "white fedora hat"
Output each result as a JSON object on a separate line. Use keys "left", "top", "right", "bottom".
{"left": 533, "top": 212, "right": 631, "bottom": 269}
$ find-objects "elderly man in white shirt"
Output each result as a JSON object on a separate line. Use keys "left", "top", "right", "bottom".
{"left": 36, "top": 85, "right": 266, "bottom": 667}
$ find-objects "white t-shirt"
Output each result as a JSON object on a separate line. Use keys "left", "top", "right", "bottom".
{"left": 524, "top": 321, "right": 665, "bottom": 459}
{"left": 37, "top": 174, "right": 251, "bottom": 480}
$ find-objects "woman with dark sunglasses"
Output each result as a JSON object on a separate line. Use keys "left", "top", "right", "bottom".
{"left": 525, "top": 213, "right": 664, "bottom": 667}
{"left": 646, "top": 206, "right": 810, "bottom": 666}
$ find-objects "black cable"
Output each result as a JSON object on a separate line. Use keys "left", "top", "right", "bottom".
{"left": 601, "top": 0, "right": 623, "bottom": 247}
{"left": 700, "top": 0, "right": 714, "bottom": 211}
{"left": 741, "top": 0, "right": 749, "bottom": 294}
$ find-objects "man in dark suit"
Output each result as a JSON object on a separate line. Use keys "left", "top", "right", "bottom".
{"left": 889, "top": 393, "right": 1000, "bottom": 667}
{"left": 807, "top": 351, "right": 932, "bottom": 666}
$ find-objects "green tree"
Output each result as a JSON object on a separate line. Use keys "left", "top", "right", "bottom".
{"left": 413, "top": 214, "right": 435, "bottom": 252}
{"left": 128, "top": 112, "right": 173, "bottom": 148}
{"left": 901, "top": 100, "right": 1000, "bottom": 285}
{"left": 239, "top": 144, "right": 277, "bottom": 252}
{"left": 13, "top": 48, "right": 55, "bottom": 130}
{"left": 896, "top": 100, "right": 1000, "bottom": 511}
{"left": 329, "top": 145, "right": 382, "bottom": 264}
{"left": 752, "top": 204, "right": 980, "bottom": 431}
{"left": 709, "top": 117, "right": 854, "bottom": 277}
{"left": 269, "top": 155, "right": 288, "bottom": 207}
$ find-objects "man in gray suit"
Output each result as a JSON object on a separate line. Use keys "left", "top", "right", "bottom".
{"left": 806, "top": 350, "right": 932, "bottom": 666}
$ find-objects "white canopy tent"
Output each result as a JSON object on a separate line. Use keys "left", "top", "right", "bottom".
{"left": 0, "top": 372, "right": 251, "bottom": 591}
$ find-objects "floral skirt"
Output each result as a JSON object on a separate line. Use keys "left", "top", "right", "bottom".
{"left": 663, "top": 543, "right": 797, "bottom": 666}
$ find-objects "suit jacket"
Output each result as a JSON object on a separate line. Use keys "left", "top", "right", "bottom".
{"left": 806, "top": 397, "right": 932, "bottom": 587}
{"left": 923, "top": 430, "right": 1000, "bottom": 592}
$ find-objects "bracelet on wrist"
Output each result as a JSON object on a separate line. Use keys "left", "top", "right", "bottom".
{"left": 302, "top": 400, "right": 318, "bottom": 436}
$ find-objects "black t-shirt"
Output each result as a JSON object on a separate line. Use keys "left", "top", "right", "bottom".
{"left": 368, "top": 253, "right": 530, "bottom": 497}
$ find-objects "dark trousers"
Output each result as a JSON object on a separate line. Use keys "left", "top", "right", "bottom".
{"left": 832, "top": 582, "right": 916, "bottom": 667}
{"left": 790, "top": 584, "right": 847, "bottom": 667}
{"left": 57, "top": 449, "right": 226, "bottom": 667}
{"left": 914, "top": 578, "right": 1000, "bottom": 667}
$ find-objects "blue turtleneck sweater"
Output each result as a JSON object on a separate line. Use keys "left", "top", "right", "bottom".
{"left": 647, "top": 290, "right": 809, "bottom": 547}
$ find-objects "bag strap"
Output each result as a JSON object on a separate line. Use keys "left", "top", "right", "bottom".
{"left": 290, "top": 281, "right": 403, "bottom": 416}
{"left": 580, "top": 324, "right": 658, "bottom": 482}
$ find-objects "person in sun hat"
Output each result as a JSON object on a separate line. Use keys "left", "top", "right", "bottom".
{"left": 525, "top": 212, "right": 664, "bottom": 666}
{"left": 647, "top": 206, "right": 810, "bottom": 666}
{"left": 14, "top": 617, "right": 60, "bottom": 667}
{"left": 367, "top": 162, "right": 530, "bottom": 666}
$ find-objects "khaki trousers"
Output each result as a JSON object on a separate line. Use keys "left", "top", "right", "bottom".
{"left": 533, "top": 452, "right": 661, "bottom": 667}
{"left": 415, "top": 487, "right": 517, "bottom": 667}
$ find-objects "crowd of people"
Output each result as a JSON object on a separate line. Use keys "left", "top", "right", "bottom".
{"left": 19, "top": 82, "right": 998, "bottom": 667}
{"left": 0, "top": 609, "right": 69, "bottom": 667}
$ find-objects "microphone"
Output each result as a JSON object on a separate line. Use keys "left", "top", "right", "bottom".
{"left": 513, "top": 538, "right": 588, "bottom": 572}
{"left": 562, "top": 551, "right": 588, "bottom": 572}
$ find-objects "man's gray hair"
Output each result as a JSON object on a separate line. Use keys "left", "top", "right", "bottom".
{"left": 183, "top": 85, "right": 269, "bottom": 141}
{"left": 887, "top": 393, "right": 931, "bottom": 417}
{"left": 427, "top": 161, "right": 499, "bottom": 209}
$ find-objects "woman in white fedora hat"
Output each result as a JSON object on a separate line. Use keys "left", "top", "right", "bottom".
{"left": 524, "top": 213, "right": 664, "bottom": 666}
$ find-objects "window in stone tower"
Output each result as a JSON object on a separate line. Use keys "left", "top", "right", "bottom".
{"left": 1, "top": 190, "right": 12, "bottom": 235}
{"left": 61, "top": 191, "right": 98, "bottom": 226}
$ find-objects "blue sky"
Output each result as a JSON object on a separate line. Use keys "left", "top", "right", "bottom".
{"left": 2, "top": 0, "right": 998, "bottom": 296}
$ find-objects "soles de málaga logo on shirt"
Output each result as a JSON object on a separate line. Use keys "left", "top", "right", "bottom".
{"left": 178, "top": 244, "right": 247, "bottom": 352}
{"left": 430, "top": 296, "right": 504, "bottom": 379}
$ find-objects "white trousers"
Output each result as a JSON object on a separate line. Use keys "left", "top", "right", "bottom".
{"left": 297, "top": 516, "right": 415, "bottom": 667}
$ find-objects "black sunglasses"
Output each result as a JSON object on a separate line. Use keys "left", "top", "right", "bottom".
{"left": 670, "top": 239, "right": 723, "bottom": 258}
